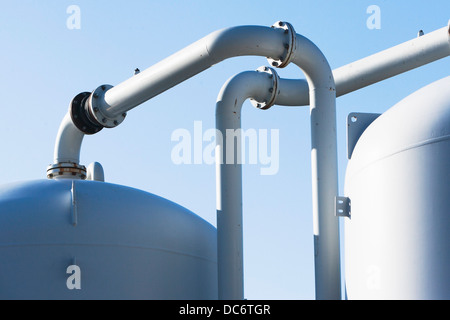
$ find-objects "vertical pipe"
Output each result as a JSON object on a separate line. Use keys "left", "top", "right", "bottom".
{"left": 289, "top": 31, "right": 340, "bottom": 300}
{"left": 216, "top": 71, "right": 274, "bottom": 300}
{"left": 309, "top": 86, "right": 340, "bottom": 299}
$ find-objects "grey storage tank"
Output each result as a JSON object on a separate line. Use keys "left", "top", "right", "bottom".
{"left": 0, "top": 179, "right": 217, "bottom": 299}
{"left": 344, "top": 76, "right": 450, "bottom": 299}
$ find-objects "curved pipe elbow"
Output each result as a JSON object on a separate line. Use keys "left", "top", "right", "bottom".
{"left": 216, "top": 70, "right": 278, "bottom": 116}
{"left": 53, "top": 112, "right": 84, "bottom": 164}
{"left": 205, "top": 26, "right": 287, "bottom": 63}
{"left": 291, "top": 33, "right": 335, "bottom": 91}
{"left": 47, "top": 112, "right": 86, "bottom": 180}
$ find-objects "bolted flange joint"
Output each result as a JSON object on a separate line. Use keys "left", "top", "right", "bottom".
{"left": 70, "top": 92, "right": 104, "bottom": 135}
{"left": 47, "top": 162, "right": 87, "bottom": 180}
{"left": 250, "top": 66, "right": 280, "bottom": 110}
{"left": 88, "top": 84, "right": 127, "bottom": 129}
{"left": 69, "top": 86, "right": 127, "bottom": 134}
{"left": 267, "top": 21, "right": 297, "bottom": 68}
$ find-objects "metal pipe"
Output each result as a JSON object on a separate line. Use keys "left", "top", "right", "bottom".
{"left": 91, "top": 26, "right": 287, "bottom": 126}
{"left": 216, "top": 67, "right": 337, "bottom": 300}
{"left": 50, "top": 21, "right": 341, "bottom": 299}
{"left": 333, "top": 23, "right": 450, "bottom": 97}
{"left": 59, "top": 21, "right": 450, "bottom": 141}
{"left": 214, "top": 22, "right": 450, "bottom": 299}
{"left": 216, "top": 70, "right": 276, "bottom": 300}
{"left": 289, "top": 30, "right": 340, "bottom": 301}
{"left": 53, "top": 112, "right": 84, "bottom": 164}
{"left": 273, "top": 23, "right": 450, "bottom": 106}
{"left": 47, "top": 112, "right": 86, "bottom": 180}
{"left": 214, "top": 20, "right": 339, "bottom": 300}
{"left": 86, "top": 162, "right": 105, "bottom": 182}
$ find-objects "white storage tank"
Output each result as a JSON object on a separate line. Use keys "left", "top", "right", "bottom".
{"left": 0, "top": 179, "right": 217, "bottom": 300}
{"left": 344, "top": 76, "right": 450, "bottom": 299}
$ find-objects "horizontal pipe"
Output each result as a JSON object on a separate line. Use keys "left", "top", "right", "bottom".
{"left": 97, "top": 23, "right": 450, "bottom": 115}
{"left": 101, "top": 26, "right": 287, "bottom": 119}
{"left": 334, "top": 24, "right": 450, "bottom": 97}
{"left": 275, "top": 24, "right": 450, "bottom": 106}
{"left": 51, "top": 22, "right": 450, "bottom": 177}
{"left": 54, "top": 22, "right": 449, "bottom": 166}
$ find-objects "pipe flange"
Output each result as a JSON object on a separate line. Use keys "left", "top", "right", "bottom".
{"left": 267, "top": 21, "right": 297, "bottom": 68}
{"left": 70, "top": 92, "right": 104, "bottom": 135}
{"left": 250, "top": 66, "right": 280, "bottom": 110}
{"left": 47, "top": 162, "right": 87, "bottom": 180}
{"left": 88, "top": 84, "right": 127, "bottom": 129}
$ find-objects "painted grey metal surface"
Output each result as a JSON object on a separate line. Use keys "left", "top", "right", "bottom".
{"left": 44, "top": 21, "right": 450, "bottom": 300}
{"left": 0, "top": 179, "right": 217, "bottom": 300}
{"left": 333, "top": 23, "right": 450, "bottom": 98}
{"left": 335, "top": 196, "right": 351, "bottom": 218}
{"left": 96, "top": 23, "right": 450, "bottom": 120}
{"left": 216, "top": 70, "right": 278, "bottom": 300}
{"left": 51, "top": 22, "right": 450, "bottom": 170}
{"left": 216, "top": 62, "right": 340, "bottom": 300}
{"left": 346, "top": 112, "right": 381, "bottom": 159}
{"left": 86, "top": 162, "right": 105, "bottom": 182}
{"left": 49, "top": 21, "right": 340, "bottom": 300}
{"left": 209, "top": 18, "right": 340, "bottom": 300}
{"left": 344, "top": 76, "right": 450, "bottom": 299}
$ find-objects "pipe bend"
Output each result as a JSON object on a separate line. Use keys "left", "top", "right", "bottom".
{"left": 215, "top": 69, "right": 274, "bottom": 300}
{"left": 53, "top": 112, "right": 84, "bottom": 164}
{"left": 216, "top": 70, "right": 276, "bottom": 117}
{"left": 47, "top": 112, "right": 86, "bottom": 180}
{"left": 205, "top": 26, "right": 287, "bottom": 64}
{"left": 291, "top": 33, "right": 335, "bottom": 91}
{"left": 196, "top": 24, "right": 336, "bottom": 91}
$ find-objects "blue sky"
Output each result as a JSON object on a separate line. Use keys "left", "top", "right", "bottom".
{"left": 0, "top": 1, "right": 449, "bottom": 299}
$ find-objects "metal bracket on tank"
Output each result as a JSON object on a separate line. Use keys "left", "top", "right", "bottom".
{"left": 335, "top": 196, "right": 351, "bottom": 218}
{"left": 347, "top": 112, "right": 381, "bottom": 159}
